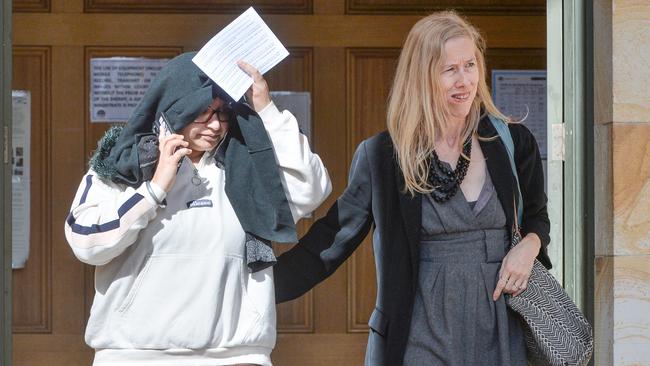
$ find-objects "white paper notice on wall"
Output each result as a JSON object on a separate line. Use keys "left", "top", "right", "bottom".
{"left": 270, "top": 91, "right": 311, "bottom": 142}
{"left": 192, "top": 7, "right": 289, "bottom": 101}
{"left": 12, "top": 90, "right": 31, "bottom": 269}
{"left": 491, "top": 70, "right": 547, "bottom": 159}
{"left": 90, "top": 58, "right": 169, "bottom": 122}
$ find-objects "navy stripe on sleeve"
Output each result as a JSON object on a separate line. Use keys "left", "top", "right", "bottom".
{"left": 79, "top": 175, "right": 93, "bottom": 205}
{"left": 66, "top": 175, "right": 146, "bottom": 235}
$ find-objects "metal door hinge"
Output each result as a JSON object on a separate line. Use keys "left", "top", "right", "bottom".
{"left": 551, "top": 123, "right": 565, "bottom": 161}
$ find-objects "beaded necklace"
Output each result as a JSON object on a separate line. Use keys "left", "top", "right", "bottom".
{"left": 428, "top": 135, "right": 472, "bottom": 203}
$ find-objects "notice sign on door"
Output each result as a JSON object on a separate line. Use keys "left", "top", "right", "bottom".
{"left": 492, "top": 70, "right": 547, "bottom": 159}
{"left": 90, "top": 58, "right": 169, "bottom": 122}
{"left": 270, "top": 91, "right": 311, "bottom": 143}
{"left": 12, "top": 90, "right": 31, "bottom": 269}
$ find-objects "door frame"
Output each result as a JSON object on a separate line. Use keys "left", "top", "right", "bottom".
{"left": 1, "top": 0, "right": 12, "bottom": 365}
{"left": 547, "top": 0, "right": 592, "bottom": 312}
{"left": 562, "top": 0, "right": 591, "bottom": 313}
{"left": 561, "top": 0, "right": 591, "bottom": 312}
{"left": 546, "top": 0, "right": 564, "bottom": 284}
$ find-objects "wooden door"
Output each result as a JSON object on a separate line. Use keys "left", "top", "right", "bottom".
{"left": 12, "top": 1, "right": 545, "bottom": 364}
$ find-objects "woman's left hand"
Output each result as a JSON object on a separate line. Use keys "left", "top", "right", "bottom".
{"left": 492, "top": 233, "right": 541, "bottom": 301}
{"left": 237, "top": 60, "right": 271, "bottom": 112}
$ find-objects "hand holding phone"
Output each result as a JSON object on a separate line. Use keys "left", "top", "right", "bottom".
{"left": 151, "top": 112, "right": 190, "bottom": 192}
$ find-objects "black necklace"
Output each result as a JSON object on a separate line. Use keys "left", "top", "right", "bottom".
{"left": 427, "top": 135, "right": 472, "bottom": 203}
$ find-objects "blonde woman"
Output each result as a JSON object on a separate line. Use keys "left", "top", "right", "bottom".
{"left": 274, "top": 10, "right": 551, "bottom": 366}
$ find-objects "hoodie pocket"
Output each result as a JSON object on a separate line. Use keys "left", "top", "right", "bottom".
{"left": 116, "top": 254, "right": 262, "bottom": 349}
{"left": 116, "top": 255, "right": 154, "bottom": 314}
{"left": 239, "top": 264, "right": 276, "bottom": 346}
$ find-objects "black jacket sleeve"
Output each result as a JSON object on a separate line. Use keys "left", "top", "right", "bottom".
{"left": 274, "top": 141, "right": 374, "bottom": 303}
{"left": 510, "top": 123, "right": 551, "bottom": 253}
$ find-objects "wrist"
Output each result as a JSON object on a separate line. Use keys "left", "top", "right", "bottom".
{"left": 523, "top": 233, "right": 541, "bottom": 256}
{"left": 151, "top": 173, "right": 171, "bottom": 193}
{"left": 256, "top": 99, "right": 275, "bottom": 115}
{"left": 145, "top": 180, "right": 167, "bottom": 206}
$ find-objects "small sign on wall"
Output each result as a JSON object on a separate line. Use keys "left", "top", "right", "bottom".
{"left": 270, "top": 91, "right": 311, "bottom": 143}
{"left": 90, "top": 57, "right": 169, "bottom": 123}
{"left": 491, "top": 70, "right": 547, "bottom": 159}
{"left": 12, "top": 90, "right": 31, "bottom": 269}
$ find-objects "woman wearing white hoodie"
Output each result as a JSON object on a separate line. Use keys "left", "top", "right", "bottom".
{"left": 65, "top": 53, "right": 331, "bottom": 366}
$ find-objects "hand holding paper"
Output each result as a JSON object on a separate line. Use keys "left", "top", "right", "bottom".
{"left": 237, "top": 60, "right": 271, "bottom": 112}
{"left": 192, "top": 7, "right": 289, "bottom": 102}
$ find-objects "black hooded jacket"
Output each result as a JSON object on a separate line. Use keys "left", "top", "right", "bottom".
{"left": 92, "top": 52, "right": 297, "bottom": 248}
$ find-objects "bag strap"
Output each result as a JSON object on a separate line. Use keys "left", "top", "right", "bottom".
{"left": 487, "top": 114, "right": 523, "bottom": 224}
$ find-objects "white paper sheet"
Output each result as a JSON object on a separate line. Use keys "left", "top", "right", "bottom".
{"left": 192, "top": 7, "right": 289, "bottom": 101}
{"left": 11, "top": 90, "right": 31, "bottom": 269}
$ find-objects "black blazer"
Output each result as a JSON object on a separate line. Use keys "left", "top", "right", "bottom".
{"left": 274, "top": 115, "right": 551, "bottom": 366}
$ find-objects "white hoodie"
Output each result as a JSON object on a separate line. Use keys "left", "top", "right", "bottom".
{"left": 65, "top": 103, "right": 331, "bottom": 365}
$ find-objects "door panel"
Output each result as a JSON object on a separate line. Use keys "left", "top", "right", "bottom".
{"left": 84, "top": 0, "right": 311, "bottom": 14}
{"left": 345, "top": 48, "right": 399, "bottom": 332}
{"left": 12, "top": 47, "right": 51, "bottom": 334}
{"left": 12, "top": 1, "right": 546, "bottom": 364}
{"left": 13, "top": 0, "right": 49, "bottom": 12}
{"left": 346, "top": 0, "right": 544, "bottom": 14}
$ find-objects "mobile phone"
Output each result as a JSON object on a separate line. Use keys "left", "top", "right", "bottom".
{"left": 153, "top": 112, "right": 174, "bottom": 136}
{"left": 153, "top": 112, "right": 186, "bottom": 170}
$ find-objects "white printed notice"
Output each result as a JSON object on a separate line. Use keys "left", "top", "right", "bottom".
{"left": 270, "top": 91, "right": 311, "bottom": 142}
{"left": 12, "top": 90, "right": 31, "bottom": 269}
{"left": 90, "top": 58, "right": 169, "bottom": 122}
{"left": 192, "top": 7, "right": 289, "bottom": 101}
{"left": 492, "top": 70, "right": 547, "bottom": 158}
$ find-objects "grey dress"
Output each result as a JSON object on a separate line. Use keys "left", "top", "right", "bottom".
{"left": 402, "top": 168, "right": 527, "bottom": 366}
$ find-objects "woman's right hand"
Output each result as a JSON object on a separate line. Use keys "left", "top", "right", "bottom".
{"left": 237, "top": 60, "right": 271, "bottom": 112}
{"left": 151, "top": 125, "right": 191, "bottom": 192}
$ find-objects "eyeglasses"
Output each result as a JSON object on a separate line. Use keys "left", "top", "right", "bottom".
{"left": 194, "top": 105, "right": 232, "bottom": 124}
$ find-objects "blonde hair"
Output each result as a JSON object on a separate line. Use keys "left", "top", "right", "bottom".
{"left": 387, "top": 10, "right": 508, "bottom": 195}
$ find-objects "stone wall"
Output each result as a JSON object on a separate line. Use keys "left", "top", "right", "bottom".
{"left": 594, "top": 1, "right": 650, "bottom": 364}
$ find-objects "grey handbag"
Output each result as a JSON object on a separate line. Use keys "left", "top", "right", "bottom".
{"left": 489, "top": 115, "right": 594, "bottom": 366}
